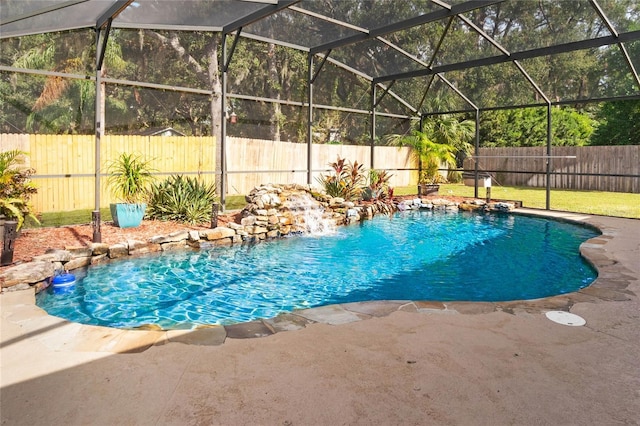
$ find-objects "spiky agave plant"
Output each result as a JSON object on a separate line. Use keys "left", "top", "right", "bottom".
{"left": 146, "top": 175, "right": 217, "bottom": 224}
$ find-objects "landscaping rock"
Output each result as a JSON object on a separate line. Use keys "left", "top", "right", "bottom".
{"left": 150, "top": 230, "right": 189, "bottom": 244}
{"left": 128, "top": 240, "right": 161, "bottom": 255}
{"left": 489, "top": 202, "right": 515, "bottom": 212}
{"left": 226, "top": 222, "right": 244, "bottom": 231}
{"left": 240, "top": 216, "right": 256, "bottom": 226}
{"left": 91, "top": 253, "right": 109, "bottom": 264}
{"left": 459, "top": 202, "right": 483, "bottom": 212}
{"left": 329, "top": 197, "right": 345, "bottom": 207}
{"left": 32, "top": 249, "right": 72, "bottom": 263}
{"left": 161, "top": 240, "right": 187, "bottom": 251}
{"left": 67, "top": 247, "right": 93, "bottom": 258}
{"left": 3, "top": 282, "right": 31, "bottom": 292}
{"left": 64, "top": 256, "right": 92, "bottom": 270}
{"left": 200, "top": 227, "right": 236, "bottom": 241}
{"left": 246, "top": 225, "right": 268, "bottom": 235}
{"left": 91, "top": 243, "right": 110, "bottom": 255}
{"left": 0, "top": 260, "right": 55, "bottom": 288}
{"left": 109, "top": 243, "right": 129, "bottom": 259}
{"left": 214, "top": 238, "right": 233, "bottom": 246}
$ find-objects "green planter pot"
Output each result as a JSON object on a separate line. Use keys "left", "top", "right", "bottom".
{"left": 110, "top": 203, "right": 146, "bottom": 228}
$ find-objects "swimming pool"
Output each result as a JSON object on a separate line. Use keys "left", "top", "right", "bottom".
{"left": 36, "top": 211, "right": 599, "bottom": 329}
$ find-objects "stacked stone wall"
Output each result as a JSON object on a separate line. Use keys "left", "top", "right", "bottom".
{"left": 0, "top": 183, "right": 514, "bottom": 292}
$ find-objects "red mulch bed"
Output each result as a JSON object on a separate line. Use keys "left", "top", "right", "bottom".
{"left": 1, "top": 213, "right": 240, "bottom": 269}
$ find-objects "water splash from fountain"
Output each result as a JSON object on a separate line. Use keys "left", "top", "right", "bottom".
{"left": 284, "top": 193, "right": 336, "bottom": 236}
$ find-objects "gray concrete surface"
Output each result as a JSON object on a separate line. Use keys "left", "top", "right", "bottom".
{"left": 1, "top": 209, "right": 639, "bottom": 425}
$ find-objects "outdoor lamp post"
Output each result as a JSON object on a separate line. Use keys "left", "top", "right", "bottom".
{"left": 484, "top": 177, "right": 492, "bottom": 203}
{"left": 211, "top": 202, "right": 219, "bottom": 228}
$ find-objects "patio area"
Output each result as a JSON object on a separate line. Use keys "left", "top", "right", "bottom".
{"left": 1, "top": 209, "right": 639, "bottom": 425}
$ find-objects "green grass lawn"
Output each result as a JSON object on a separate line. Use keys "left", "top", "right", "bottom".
{"left": 225, "top": 194, "right": 247, "bottom": 210}
{"left": 29, "top": 184, "right": 639, "bottom": 228}
{"left": 31, "top": 208, "right": 113, "bottom": 228}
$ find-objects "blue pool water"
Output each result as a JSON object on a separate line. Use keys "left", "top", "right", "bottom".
{"left": 36, "top": 211, "right": 598, "bottom": 329}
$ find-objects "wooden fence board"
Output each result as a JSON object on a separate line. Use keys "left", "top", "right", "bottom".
{"left": 472, "top": 146, "right": 639, "bottom": 193}
{"left": 0, "top": 134, "right": 30, "bottom": 159}
{"left": 3, "top": 134, "right": 637, "bottom": 213}
{"left": 373, "top": 145, "right": 415, "bottom": 188}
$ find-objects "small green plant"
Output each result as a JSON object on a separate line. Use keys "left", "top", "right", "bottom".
{"left": 146, "top": 175, "right": 217, "bottom": 224}
{"left": 0, "top": 150, "right": 40, "bottom": 229}
{"left": 106, "top": 152, "right": 155, "bottom": 204}
{"left": 363, "top": 169, "right": 393, "bottom": 201}
{"left": 316, "top": 156, "right": 367, "bottom": 201}
{"left": 362, "top": 169, "right": 395, "bottom": 213}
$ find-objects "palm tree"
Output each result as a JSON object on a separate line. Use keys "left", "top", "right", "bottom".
{"left": 426, "top": 115, "right": 475, "bottom": 158}
{"left": 385, "top": 129, "right": 457, "bottom": 187}
{"left": 386, "top": 95, "right": 475, "bottom": 190}
{"left": 11, "top": 31, "right": 128, "bottom": 134}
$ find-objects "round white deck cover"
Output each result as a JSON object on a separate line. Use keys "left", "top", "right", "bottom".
{"left": 545, "top": 311, "right": 586, "bottom": 326}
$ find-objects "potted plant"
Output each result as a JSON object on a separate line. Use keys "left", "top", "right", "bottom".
{"left": 0, "top": 150, "right": 40, "bottom": 265}
{"left": 385, "top": 129, "right": 457, "bottom": 196}
{"left": 106, "top": 152, "right": 155, "bottom": 228}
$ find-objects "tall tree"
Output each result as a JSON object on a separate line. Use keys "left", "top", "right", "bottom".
{"left": 140, "top": 30, "right": 221, "bottom": 139}
{"left": 480, "top": 107, "right": 594, "bottom": 147}
{"left": 589, "top": 100, "right": 640, "bottom": 146}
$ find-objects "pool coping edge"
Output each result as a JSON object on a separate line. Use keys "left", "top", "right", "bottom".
{"left": 1, "top": 208, "right": 637, "bottom": 353}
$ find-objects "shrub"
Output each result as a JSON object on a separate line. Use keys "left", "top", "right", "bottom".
{"left": 0, "top": 150, "right": 40, "bottom": 229}
{"left": 146, "top": 175, "right": 217, "bottom": 224}
{"left": 362, "top": 169, "right": 394, "bottom": 213}
{"left": 316, "top": 157, "right": 367, "bottom": 201}
{"left": 362, "top": 169, "right": 393, "bottom": 200}
{"left": 385, "top": 130, "right": 457, "bottom": 184}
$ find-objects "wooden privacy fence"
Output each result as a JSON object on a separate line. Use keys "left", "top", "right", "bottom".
{"left": 0, "top": 134, "right": 415, "bottom": 213}
{"left": 0, "top": 134, "right": 216, "bottom": 213}
{"left": 467, "top": 146, "right": 640, "bottom": 193}
{"left": 3, "top": 134, "right": 637, "bottom": 213}
{"left": 226, "top": 137, "right": 415, "bottom": 195}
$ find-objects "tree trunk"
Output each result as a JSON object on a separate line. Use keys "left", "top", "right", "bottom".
{"left": 146, "top": 31, "right": 223, "bottom": 193}
{"left": 206, "top": 37, "right": 223, "bottom": 197}
{"left": 267, "top": 43, "right": 281, "bottom": 142}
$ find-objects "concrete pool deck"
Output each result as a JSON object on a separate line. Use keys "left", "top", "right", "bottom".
{"left": 1, "top": 208, "right": 639, "bottom": 424}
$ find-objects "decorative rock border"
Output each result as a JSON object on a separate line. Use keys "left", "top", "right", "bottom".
{"left": 0, "top": 184, "right": 515, "bottom": 294}
{"left": 1, "top": 208, "right": 635, "bottom": 351}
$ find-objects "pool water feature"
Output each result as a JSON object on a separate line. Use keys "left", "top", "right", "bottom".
{"left": 36, "top": 211, "right": 599, "bottom": 330}
{"left": 282, "top": 192, "right": 336, "bottom": 235}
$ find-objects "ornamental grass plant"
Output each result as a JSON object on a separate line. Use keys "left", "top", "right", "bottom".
{"left": 146, "top": 175, "right": 217, "bottom": 225}
{"left": 106, "top": 152, "right": 156, "bottom": 204}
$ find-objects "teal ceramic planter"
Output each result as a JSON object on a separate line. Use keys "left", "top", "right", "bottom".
{"left": 110, "top": 203, "right": 146, "bottom": 228}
